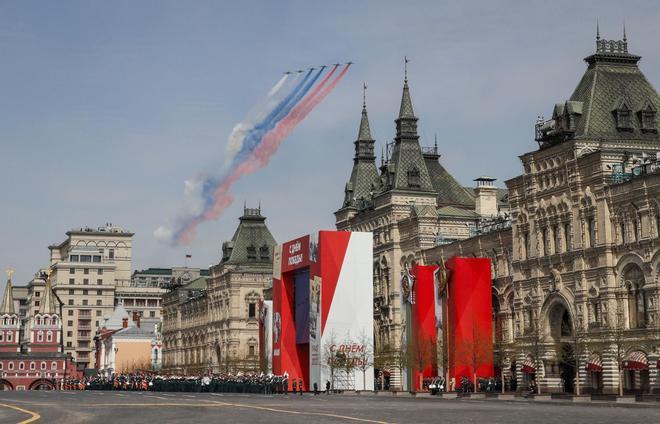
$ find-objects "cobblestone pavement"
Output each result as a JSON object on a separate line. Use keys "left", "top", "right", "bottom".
{"left": 0, "top": 391, "right": 658, "bottom": 424}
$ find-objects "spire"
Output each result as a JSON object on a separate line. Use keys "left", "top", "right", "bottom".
{"left": 40, "top": 269, "right": 58, "bottom": 315}
{"left": 399, "top": 57, "right": 415, "bottom": 119}
{"left": 357, "top": 84, "right": 373, "bottom": 141}
{"left": 1, "top": 269, "right": 15, "bottom": 315}
{"left": 596, "top": 19, "right": 600, "bottom": 41}
{"left": 623, "top": 21, "right": 627, "bottom": 42}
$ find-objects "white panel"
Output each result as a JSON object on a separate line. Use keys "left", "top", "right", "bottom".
{"left": 320, "top": 232, "right": 374, "bottom": 391}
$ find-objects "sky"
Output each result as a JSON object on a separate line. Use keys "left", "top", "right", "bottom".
{"left": 1, "top": 1, "right": 660, "bottom": 287}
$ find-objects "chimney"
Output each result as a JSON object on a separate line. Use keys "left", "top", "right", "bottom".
{"left": 122, "top": 317, "right": 128, "bottom": 329}
{"left": 474, "top": 176, "right": 498, "bottom": 217}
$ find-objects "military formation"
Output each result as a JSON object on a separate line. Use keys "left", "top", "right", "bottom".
{"left": 63, "top": 372, "right": 300, "bottom": 394}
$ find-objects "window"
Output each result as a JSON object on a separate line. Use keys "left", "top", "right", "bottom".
{"left": 30, "top": 362, "right": 35, "bottom": 370}
{"left": 69, "top": 268, "right": 75, "bottom": 274}
{"left": 40, "top": 362, "right": 46, "bottom": 370}
{"left": 37, "top": 331, "right": 43, "bottom": 342}
{"left": 51, "top": 362, "right": 57, "bottom": 370}
{"left": 35, "top": 301, "right": 40, "bottom": 307}
{"left": 249, "top": 345, "right": 255, "bottom": 357}
{"left": 0, "top": 333, "right": 3, "bottom": 342}
{"left": 35, "top": 291, "right": 41, "bottom": 297}
{"left": 84, "top": 268, "right": 89, "bottom": 275}
{"left": 614, "top": 102, "right": 633, "bottom": 130}
{"left": 68, "top": 310, "right": 74, "bottom": 316}
{"left": 67, "top": 331, "right": 72, "bottom": 337}
{"left": 96, "top": 290, "right": 102, "bottom": 296}
{"left": 69, "top": 289, "right": 74, "bottom": 295}
{"left": 93, "top": 255, "right": 101, "bottom": 263}
{"left": 69, "top": 278, "right": 74, "bottom": 285}
{"left": 68, "top": 299, "right": 74, "bottom": 305}
{"left": 83, "top": 279, "right": 89, "bottom": 285}
{"left": 82, "top": 300, "right": 88, "bottom": 306}
{"left": 259, "top": 245, "right": 270, "bottom": 260}
{"left": 96, "top": 300, "right": 102, "bottom": 306}
{"left": 70, "top": 255, "right": 79, "bottom": 262}
{"left": 67, "top": 321, "right": 73, "bottom": 326}
{"left": 82, "top": 290, "right": 88, "bottom": 295}
{"left": 247, "top": 245, "right": 257, "bottom": 260}
{"left": 96, "top": 310, "right": 102, "bottom": 317}
{"left": 633, "top": 218, "right": 639, "bottom": 242}
{"left": 149, "top": 311, "right": 156, "bottom": 318}
{"left": 248, "top": 303, "right": 256, "bottom": 319}
{"left": 66, "top": 342, "right": 72, "bottom": 348}
{"left": 0, "top": 362, "right": 2, "bottom": 370}
{"left": 80, "top": 255, "right": 92, "bottom": 263}
{"left": 541, "top": 228, "right": 549, "bottom": 256}
{"left": 564, "top": 223, "right": 571, "bottom": 250}
{"left": 588, "top": 218, "right": 596, "bottom": 247}
{"left": 46, "top": 331, "right": 52, "bottom": 342}
{"left": 407, "top": 167, "right": 421, "bottom": 188}
{"left": 639, "top": 102, "right": 657, "bottom": 132}
{"left": 19, "top": 362, "right": 24, "bottom": 370}
{"left": 97, "top": 269, "right": 103, "bottom": 275}
{"left": 109, "top": 249, "right": 115, "bottom": 259}
{"left": 97, "top": 279, "right": 103, "bottom": 285}
{"left": 620, "top": 222, "right": 627, "bottom": 244}
{"left": 7, "top": 333, "right": 11, "bottom": 342}
{"left": 554, "top": 225, "right": 561, "bottom": 253}
{"left": 8, "top": 362, "right": 14, "bottom": 370}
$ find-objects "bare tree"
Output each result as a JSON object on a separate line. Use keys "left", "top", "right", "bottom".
{"left": 394, "top": 336, "right": 410, "bottom": 391}
{"left": 492, "top": 338, "right": 510, "bottom": 393}
{"left": 373, "top": 342, "right": 395, "bottom": 391}
{"left": 408, "top": 334, "right": 436, "bottom": 392}
{"left": 322, "top": 331, "right": 342, "bottom": 391}
{"left": 456, "top": 322, "right": 493, "bottom": 392}
{"left": 356, "top": 331, "right": 374, "bottom": 390}
{"left": 512, "top": 318, "right": 545, "bottom": 394}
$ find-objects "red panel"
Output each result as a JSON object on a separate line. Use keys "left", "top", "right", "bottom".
{"left": 281, "top": 235, "right": 310, "bottom": 274}
{"left": 446, "top": 257, "right": 493, "bottom": 383}
{"left": 318, "top": 231, "right": 351, "bottom": 334}
{"left": 411, "top": 265, "right": 439, "bottom": 391}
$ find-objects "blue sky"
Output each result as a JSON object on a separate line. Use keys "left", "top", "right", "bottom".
{"left": 1, "top": 1, "right": 660, "bottom": 286}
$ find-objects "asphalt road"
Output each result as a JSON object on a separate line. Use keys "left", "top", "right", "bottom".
{"left": 0, "top": 391, "right": 658, "bottom": 424}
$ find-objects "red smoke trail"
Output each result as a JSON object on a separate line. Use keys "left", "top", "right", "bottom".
{"left": 251, "top": 64, "right": 351, "bottom": 168}
{"left": 178, "top": 64, "right": 351, "bottom": 244}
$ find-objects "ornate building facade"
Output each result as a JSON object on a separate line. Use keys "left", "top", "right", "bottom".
{"left": 161, "top": 207, "right": 276, "bottom": 374}
{"left": 0, "top": 270, "right": 80, "bottom": 390}
{"left": 335, "top": 75, "right": 507, "bottom": 388}
{"left": 424, "top": 33, "right": 660, "bottom": 395}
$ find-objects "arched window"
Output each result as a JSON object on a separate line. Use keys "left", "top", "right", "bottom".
{"left": 30, "top": 362, "right": 35, "bottom": 370}
{"left": 7, "top": 332, "right": 12, "bottom": 342}
{"left": 40, "top": 362, "right": 46, "bottom": 370}
{"left": 8, "top": 362, "right": 14, "bottom": 370}
{"left": 0, "top": 332, "right": 4, "bottom": 342}
{"left": 46, "top": 331, "right": 53, "bottom": 342}
{"left": 19, "top": 362, "right": 25, "bottom": 370}
{"left": 37, "top": 331, "right": 44, "bottom": 342}
{"left": 624, "top": 265, "right": 647, "bottom": 328}
{"left": 51, "top": 362, "right": 57, "bottom": 370}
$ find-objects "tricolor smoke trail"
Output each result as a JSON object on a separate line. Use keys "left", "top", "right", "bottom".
{"left": 155, "top": 63, "right": 351, "bottom": 245}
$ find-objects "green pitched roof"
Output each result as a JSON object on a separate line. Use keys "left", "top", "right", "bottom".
{"left": 568, "top": 41, "right": 659, "bottom": 141}
{"left": 424, "top": 153, "right": 476, "bottom": 208}
{"left": 437, "top": 206, "right": 480, "bottom": 219}
{"left": 342, "top": 104, "right": 380, "bottom": 208}
{"left": 222, "top": 207, "right": 277, "bottom": 265}
{"left": 385, "top": 81, "right": 434, "bottom": 192}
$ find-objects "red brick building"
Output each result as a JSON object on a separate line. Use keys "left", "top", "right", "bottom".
{"left": 0, "top": 271, "right": 80, "bottom": 390}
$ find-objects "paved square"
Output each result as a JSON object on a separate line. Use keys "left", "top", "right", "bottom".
{"left": 0, "top": 392, "right": 658, "bottom": 424}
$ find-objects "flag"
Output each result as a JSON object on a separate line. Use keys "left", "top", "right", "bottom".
{"left": 185, "top": 254, "right": 192, "bottom": 259}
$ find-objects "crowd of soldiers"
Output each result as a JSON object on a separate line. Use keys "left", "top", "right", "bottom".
{"left": 63, "top": 372, "right": 309, "bottom": 394}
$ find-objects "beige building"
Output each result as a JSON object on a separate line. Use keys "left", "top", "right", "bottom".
{"left": 95, "top": 304, "right": 161, "bottom": 374}
{"left": 47, "top": 223, "right": 133, "bottom": 368}
{"left": 424, "top": 34, "right": 660, "bottom": 395}
{"left": 161, "top": 206, "right": 276, "bottom": 375}
{"left": 334, "top": 75, "right": 507, "bottom": 388}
